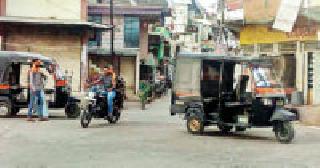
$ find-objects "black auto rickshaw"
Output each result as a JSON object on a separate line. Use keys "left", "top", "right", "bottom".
{"left": 0, "top": 51, "right": 73, "bottom": 116}
{"left": 170, "top": 53, "right": 297, "bottom": 143}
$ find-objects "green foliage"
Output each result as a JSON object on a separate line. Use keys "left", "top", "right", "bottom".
{"left": 139, "top": 81, "right": 151, "bottom": 102}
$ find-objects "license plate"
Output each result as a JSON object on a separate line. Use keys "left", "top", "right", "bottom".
{"left": 238, "top": 115, "right": 249, "bottom": 124}
{"left": 276, "top": 100, "right": 284, "bottom": 106}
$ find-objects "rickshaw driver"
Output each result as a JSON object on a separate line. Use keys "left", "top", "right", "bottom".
{"left": 100, "top": 65, "right": 116, "bottom": 118}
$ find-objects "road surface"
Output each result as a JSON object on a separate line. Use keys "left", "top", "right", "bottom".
{"left": 1, "top": 96, "right": 320, "bottom": 168}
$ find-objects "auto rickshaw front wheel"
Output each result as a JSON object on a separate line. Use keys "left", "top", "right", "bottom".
{"left": 187, "top": 116, "right": 204, "bottom": 135}
{"left": 274, "top": 121, "right": 294, "bottom": 144}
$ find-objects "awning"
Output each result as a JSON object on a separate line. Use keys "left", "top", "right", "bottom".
{"left": 0, "top": 16, "right": 113, "bottom": 31}
{"left": 88, "top": 47, "right": 138, "bottom": 57}
{"left": 149, "top": 27, "right": 171, "bottom": 39}
{"left": 88, "top": 5, "right": 170, "bottom": 16}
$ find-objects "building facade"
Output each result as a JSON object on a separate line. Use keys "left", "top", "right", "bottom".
{"left": 225, "top": 0, "right": 320, "bottom": 105}
{"left": 88, "top": 0, "right": 169, "bottom": 95}
{"left": 0, "top": 0, "right": 108, "bottom": 92}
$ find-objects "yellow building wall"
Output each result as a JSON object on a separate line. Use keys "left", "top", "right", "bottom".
{"left": 6, "top": 0, "right": 82, "bottom": 20}
{"left": 240, "top": 25, "right": 318, "bottom": 45}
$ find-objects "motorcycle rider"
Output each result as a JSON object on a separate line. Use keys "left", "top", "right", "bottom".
{"left": 100, "top": 65, "right": 116, "bottom": 118}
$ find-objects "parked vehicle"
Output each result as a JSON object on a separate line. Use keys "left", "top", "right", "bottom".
{"left": 170, "top": 53, "right": 297, "bottom": 144}
{"left": 79, "top": 76, "right": 125, "bottom": 128}
{"left": 0, "top": 51, "right": 73, "bottom": 116}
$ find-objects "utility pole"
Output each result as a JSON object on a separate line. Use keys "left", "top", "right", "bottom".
{"left": 220, "top": 0, "right": 225, "bottom": 44}
{"left": 110, "top": 0, "right": 115, "bottom": 71}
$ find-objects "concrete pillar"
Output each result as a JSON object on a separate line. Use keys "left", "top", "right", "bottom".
{"left": 81, "top": 0, "right": 88, "bottom": 21}
{"left": 273, "top": 43, "right": 279, "bottom": 56}
{"left": 253, "top": 43, "right": 258, "bottom": 56}
{"left": 0, "top": 25, "right": 3, "bottom": 51}
{"left": 0, "top": 0, "right": 6, "bottom": 16}
{"left": 295, "top": 41, "right": 304, "bottom": 92}
{"left": 314, "top": 52, "right": 320, "bottom": 104}
{"left": 139, "top": 20, "right": 149, "bottom": 60}
{"left": 135, "top": 52, "right": 140, "bottom": 94}
{"left": 80, "top": 31, "right": 89, "bottom": 92}
{"left": 303, "top": 49, "right": 309, "bottom": 104}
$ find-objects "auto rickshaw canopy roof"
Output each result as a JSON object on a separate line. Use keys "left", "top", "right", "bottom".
{"left": 0, "top": 51, "right": 53, "bottom": 64}
{"left": 0, "top": 51, "right": 54, "bottom": 83}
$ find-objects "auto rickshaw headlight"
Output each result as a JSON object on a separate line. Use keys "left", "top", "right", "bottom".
{"left": 262, "top": 98, "right": 272, "bottom": 105}
{"left": 0, "top": 105, "right": 8, "bottom": 114}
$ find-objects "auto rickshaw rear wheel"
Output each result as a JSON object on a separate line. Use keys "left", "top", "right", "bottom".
{"left": 187, "top": 116, "right": 204, "bottom": 135}
{"left": 275, "top": 121, "right": 294, "bottom": 144}
{"left": 65, "top": 103, "right": 80, "bottom": 118}
{"left": 235, "top": 126, "right": 246, "bottom": 132}
{"left": 0, "top": 101, "right": 18, "bottom": 116}
{"left": 80, "top": 110, "right": 91, "bottom": 128}
{"left": 218, "top": 124, "right": 233, "bottom": 133}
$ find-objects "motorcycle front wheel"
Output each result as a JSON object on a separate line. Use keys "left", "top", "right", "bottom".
{"left": 80, "top": 110, "right": 92, "bottom": 128}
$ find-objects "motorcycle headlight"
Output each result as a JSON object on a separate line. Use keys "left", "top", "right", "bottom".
{"left": 88, "top": 92, "right": 95, "bottom": 99}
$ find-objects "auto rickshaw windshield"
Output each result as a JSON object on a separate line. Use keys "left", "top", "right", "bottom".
{"left": 252, "top": 67, "right": 283, "bottom": 88}
{"left": 173, "top": 57, "right": 201, "bottom": 98}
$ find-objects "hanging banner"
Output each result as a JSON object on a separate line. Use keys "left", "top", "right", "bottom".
{"left": 244, "top": 0, "right": 281, "bottom": 23}
{"left": 225, "top": 0, "right": 242, "bottom": 10}
{"left": 273, "top": 0, "right": 302, "bottom": 32}
{"left": 225, "top": 0, "right": 243, "bottom": 21}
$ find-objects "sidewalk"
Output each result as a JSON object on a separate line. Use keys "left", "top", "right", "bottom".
{"left": 292, "top": 105, "right": 320, "bottom": 126}
{"left": 125, "top": 92, "right": 140, "bottom": 102}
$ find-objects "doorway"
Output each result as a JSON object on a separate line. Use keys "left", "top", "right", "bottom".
{"left": 280, "top": 54, "right": 296, "bottom": 89}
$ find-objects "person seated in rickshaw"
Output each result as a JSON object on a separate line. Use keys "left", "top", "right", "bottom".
{"left": 99, "top": 65, "right": 116, "bottom": 118}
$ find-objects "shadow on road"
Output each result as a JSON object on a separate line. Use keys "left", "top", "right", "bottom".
{"left": 0, "top": 115, "right": 76, "bottom": 120}
{"left": 199, "top": 130, "right": 274, "bottom": 142}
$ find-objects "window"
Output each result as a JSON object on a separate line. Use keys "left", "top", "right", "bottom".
{"left": 88, "top": 15, "right": 102, "bottom": 47}
{"left": 88, "top": 15, "right": 102, "bottom": 24}
{"left": 308, "top": 52, "right": 314, "bottom": 89}
{"left": 124, "top": 17, "right": 140, "bottom": 48}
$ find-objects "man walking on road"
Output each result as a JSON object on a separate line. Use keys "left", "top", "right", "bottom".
{"left": 27, "top": 59, "right": 48, "bottom": 121}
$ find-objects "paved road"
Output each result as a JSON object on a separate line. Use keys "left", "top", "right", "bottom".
{"left": 1, "top": 96, "right": 320, "bottom": 168}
